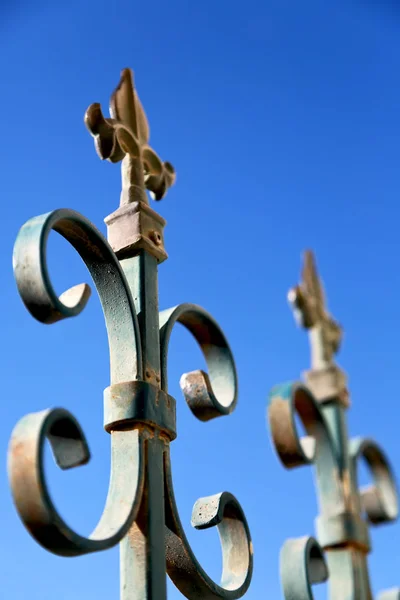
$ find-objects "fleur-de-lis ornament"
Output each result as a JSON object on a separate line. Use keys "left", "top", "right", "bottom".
{"left": 288, "top": 250, "right": 342, "bottom": 369}
{"left": 288, "top": 250, "right": 348, "bottom": 408}
{"left": 85, "top": 68, "right": 175, "bottom": 203}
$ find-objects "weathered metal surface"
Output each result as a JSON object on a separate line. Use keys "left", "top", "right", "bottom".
{"left": 288, "top": 250, "right": 349, "bottom": 408}
{"left": 268, "top": 251, "right": 399, "bottom": 599}
{"left": 105, "top": 201, "right": 168, "bottom": 262}
{"left": 159, "top": 304, "right": 238, "bottom": 421}
{"left": 288, "top": 250, "right": 342, "bottom": 370}
{"left": 8, "top": 67, "right": 252, "bottom": 600}
{"left": 280, "top": 536, "right": 328, "bottom": 600}
{"left": 9, "top": 409, "right": 144, "bottom": 556}
{"left": 104, "top": 381, "right": 177, "bottom": 439}
{"left": 164, "top": 450, "right": 253, "bottom": 599}
{"left": 12, "top": 208, "right": 142, "bottom": 382}
{"left": 85, "top": 68, "right": 175, "bottom": 205}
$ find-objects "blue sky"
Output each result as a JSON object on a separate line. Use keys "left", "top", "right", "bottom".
{"left": 1, "top": 1, "right": 400, "bottom": 598}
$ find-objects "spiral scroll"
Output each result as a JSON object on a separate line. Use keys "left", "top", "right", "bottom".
{"left": 350, "top": 437, "right": 398, "bottom": 526}
{"left": 159, "top": 304, "right": 238, "bottom": 421}
{"left": 9, "top": 409, "right": 144, "bottom": 555}
{"left": 281, "top": 536, "right": 328, "bottom": 600}
{"left": 159, "top": 303, "right": 252, "bottom": 599}
{"left": 164, "top": 451, "right": 253, "bottom": 600}
{"left": 9, "top": 209, "right": 145, "bottom": 555}
{"left": 12, "top": 209, "right": 142, "bottom": 382}
{"left": 268, "top": 382, "right": 337, "bottom": 482}
{"left": 85, "top": 68, "right": 176, "bottom": 202}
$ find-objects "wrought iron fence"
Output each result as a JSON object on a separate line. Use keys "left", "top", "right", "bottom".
{"left": 7, "top": 67, "right": 399, "bottom": 600}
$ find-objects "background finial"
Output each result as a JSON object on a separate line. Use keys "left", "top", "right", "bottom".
{"left": 288, "top": 250, "right": 342, "bottom": 370}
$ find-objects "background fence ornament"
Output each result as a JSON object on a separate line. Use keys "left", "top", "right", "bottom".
{"left": 268, "top": 250, "right": 399, "bottom": 599}
{"left": 8, "top": 67, "right": 253, "bottom": 600}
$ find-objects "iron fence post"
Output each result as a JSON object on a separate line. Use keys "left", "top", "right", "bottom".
{"left": 268, "top": 250, "right": 399, "bottom": 599}
{"left": 8, "top": 67, "right": 253, "bottom": 600}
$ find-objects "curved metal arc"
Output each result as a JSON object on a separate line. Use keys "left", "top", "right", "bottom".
{"left": 280, "top": 536, "right": 328, "bottom": 600}
{"left": 159, "top": 303, "right": 238, "bottom": 422}
{"left": 10, "top": 208, "right": 146, "bottom": 556}
{"left": 13, "top": 208, "right": 142, "bottom": 383}
{"left": 350, "top": 437, "right": 399, "bottom": 526}
{"left": 268, "top": 382, "right": 338, "bottom": 478}
{"left": 8, "top": 408, "right": 145, "bottom": 556}
{"left": 163, "top": 449, "right": 253, "bottom": 600}
{"left": 269, "top": 382, "right": 315, "bottom": 468}
{"left": 269, "top": 381, "right": 346, "bottom": 511}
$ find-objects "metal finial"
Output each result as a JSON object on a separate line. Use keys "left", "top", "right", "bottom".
{"left": 85, "top": 68, "right": 176, "bottom": 205}
{"left": 288, "top": 250, "right": 342, "bottom": 370}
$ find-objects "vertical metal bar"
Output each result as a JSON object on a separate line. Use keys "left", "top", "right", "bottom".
{"left": 120, "top": 435, "right": 167, "bottom": 600}
{"left": 324, "top": 550, "right": 372, "bottom": 600}
{"left": 122, "top": 253, "right": 161, "bottom": 383}
{"left": 119, "top": 252, "right": 167, "bottom": 600}
{"left": 321, "top": 403, "right": 373, "bottom": 599}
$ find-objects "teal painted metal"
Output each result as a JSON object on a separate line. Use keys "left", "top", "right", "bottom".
{"left": 8, "top": 68, "right": 253, "bottom": 600}
{"left": 268, "top": 251, "right": 399, "bottom": 599}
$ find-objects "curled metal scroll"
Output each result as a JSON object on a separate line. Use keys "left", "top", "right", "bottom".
{"left": 164, "top": 450, "right": 253, "bottom": 599}
{"left": 12, "top": 209, "right": 142, "bottom": 383}
{"left": 280, "top": 536, "right": 328, "bottom": 600}
{"left": 350, "top": 437, "right": 398, "bottom": 526}
{"left": 268, "top": 382, "right": 338, "bottom": 491}
{"left": 9, "top": 209, "right": 144, "bottom": 555}
{"left": 9, "top": 408, "right": 144, "bottom": 556}
{"left": 268, "top": 383, "right": 340, "bottom": 597}
{"left": 159, "top": 304, "right": 238, "bottom": 421}
{"left": 159, "top": 303, "right": 252, "bottom": 598}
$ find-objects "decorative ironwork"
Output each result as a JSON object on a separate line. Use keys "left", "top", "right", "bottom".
{"left": 9, "top": 64, "right": 398, "bottom": 600}
{"left": 8, "top": 68, "right": 253, "bottom": 600}
{"left": 268, "top": 250, "right": 399, "bottom": 599}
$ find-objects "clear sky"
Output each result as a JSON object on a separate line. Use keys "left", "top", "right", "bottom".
{"left": 1, "top": 1, "right": 400, "bottom": 598}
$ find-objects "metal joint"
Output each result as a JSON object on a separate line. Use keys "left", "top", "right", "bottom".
{"left": 304, "top": 364, "right": 349, "bottom": 407}
{"left": 105, "top": 201, "right": 167, "bottom": 263}
{"left": 315, "top": 512, "right": 370, "bottom": 552}
{"left": 104, "top": 380, "right": 176, "bottom": 439}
